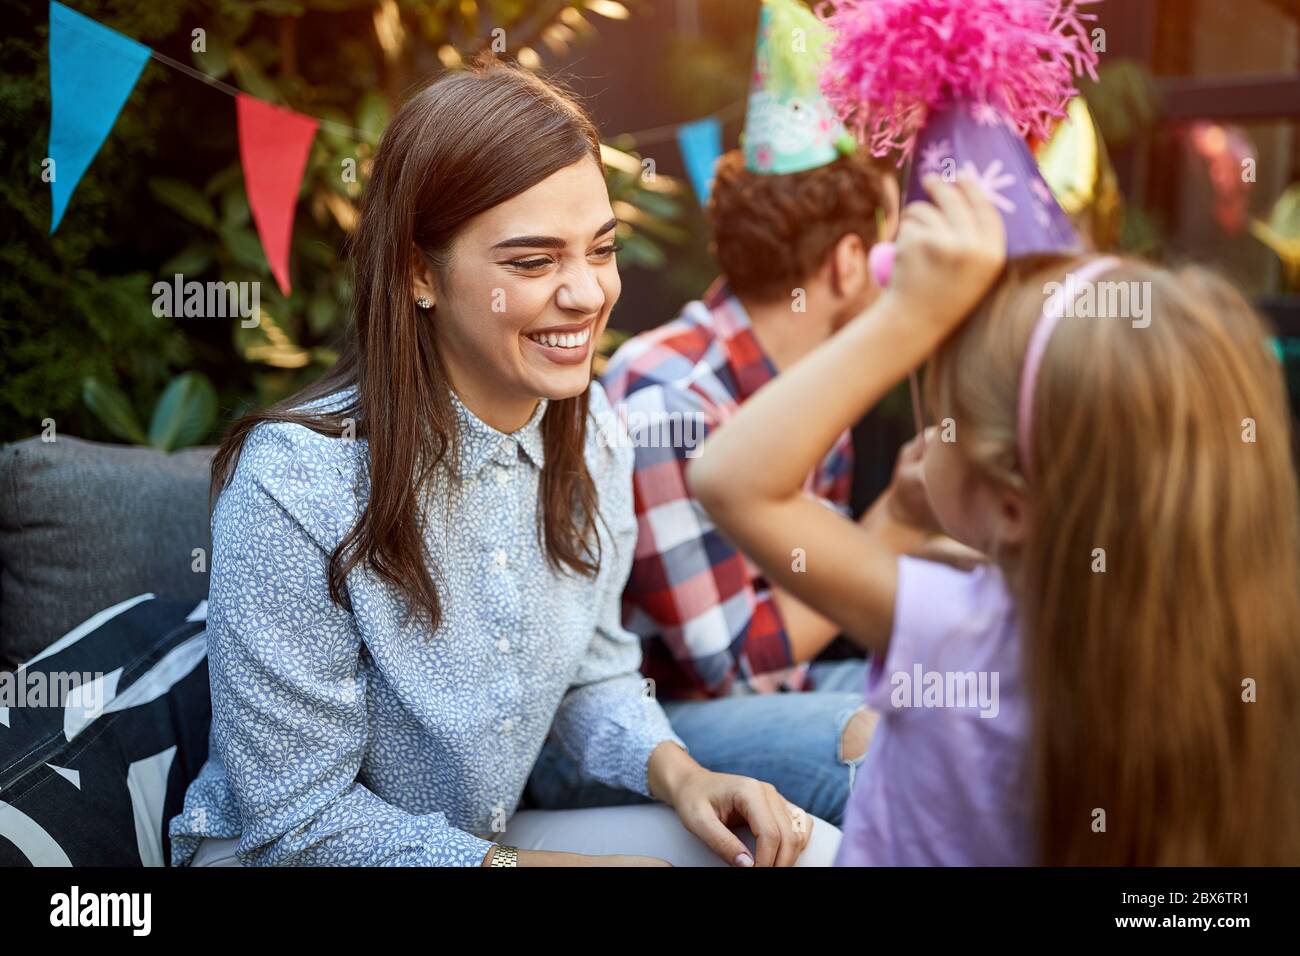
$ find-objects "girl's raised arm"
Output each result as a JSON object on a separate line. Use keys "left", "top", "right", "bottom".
{"left": 688, "top": 175, "right": 1006, "bottom": 654}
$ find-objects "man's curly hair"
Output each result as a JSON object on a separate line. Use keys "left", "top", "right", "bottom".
{"left": 705, "top": 149, "right": 894, "bottom": 301}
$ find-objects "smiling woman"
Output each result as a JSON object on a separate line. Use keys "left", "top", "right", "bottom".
{"left": 168, "top": 56, "right": 840, "bottom": 869}
{"left": 413, "top": 163, "right": 623, "bottom": 424}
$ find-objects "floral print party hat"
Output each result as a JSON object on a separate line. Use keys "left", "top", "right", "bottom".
{"left": 821, "top": 0, "right": 1103, "bottom": 258}
{"left": 742, "top": 0, "right": 857, "bottom": 176}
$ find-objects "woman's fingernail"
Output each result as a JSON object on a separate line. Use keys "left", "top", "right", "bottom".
{"left": 734, "top": 852, "right": 754, "bottom": 867}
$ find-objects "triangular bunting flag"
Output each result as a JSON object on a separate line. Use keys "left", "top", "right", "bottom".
{"left": 676, "top": 117, "right": 723, "bottom": 207}
{"left": 236, "top": 93, "right": 318, "bottom": 296}
{"left": 47, "top": 1, "right": 151, "bottom": 233}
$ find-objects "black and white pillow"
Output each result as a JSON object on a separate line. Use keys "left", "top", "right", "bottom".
{"left": 0, "top": 595, "right": 210, "bottom": 866}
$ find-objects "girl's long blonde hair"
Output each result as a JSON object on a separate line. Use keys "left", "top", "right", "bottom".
{"left": 929, "top": 254, "right": 1300, "bottom": 865}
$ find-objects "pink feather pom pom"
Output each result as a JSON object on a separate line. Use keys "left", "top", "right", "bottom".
{"left": 868, "top": 241, "right": 896, "bottom": 287}
{"left": 818, "top": 0, "right": 1102, "bottom": 162}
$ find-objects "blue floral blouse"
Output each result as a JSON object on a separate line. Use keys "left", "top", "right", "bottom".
{"left": 168, "top": 382, "right": 684, "bottom": 866}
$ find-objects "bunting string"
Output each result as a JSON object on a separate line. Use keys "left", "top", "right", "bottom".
{"left": 45, "top": 0, "right": 737, "bottom": 292}
{"left": 149, "top": 41, "right": 743, "bottom": 148}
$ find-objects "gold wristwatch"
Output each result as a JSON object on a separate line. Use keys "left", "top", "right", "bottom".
{"left": 489, "top": 844, "right": 519, "bottom": 867}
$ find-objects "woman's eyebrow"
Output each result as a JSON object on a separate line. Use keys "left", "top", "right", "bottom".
{"left": 491, "top": 217, "right": 619, "bottom": 251}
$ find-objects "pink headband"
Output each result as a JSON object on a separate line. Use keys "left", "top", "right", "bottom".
{"left": 1016, "top": 256, "right": 1121, "bottom": 481}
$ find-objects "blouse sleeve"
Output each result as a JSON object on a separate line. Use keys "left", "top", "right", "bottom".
{"left": 207, "top": 423, "right": 494, "bottom": 866}
{"left": 547, "top": 388, "right": 688, "bottom": 797}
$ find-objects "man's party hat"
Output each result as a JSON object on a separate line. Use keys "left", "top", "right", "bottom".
{"left": 821, "top": 0, "right": 1103, "bottom": 259}
{"left": 742, "top": 0, "right": 856, "bottom": 175}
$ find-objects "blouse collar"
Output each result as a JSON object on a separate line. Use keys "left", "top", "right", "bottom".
{"left": 449, "top": 390, "right": 548, "bottom": 480}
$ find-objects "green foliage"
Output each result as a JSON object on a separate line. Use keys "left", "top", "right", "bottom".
{"left": 84, "top": 370, "right": 218, "bottom": 451}
{"left": 148, "top": 371, "right": 219, "bottom": 450}
{"left": 81, "top": 378, "right": 148, "bottom": 445}
{"left": 1078, "top": 59, "right": 1161, "bottom": 149}
{"left": 1252, "top": 183, "right": 1300, "bottom": 292}
{"left": 3, "top": 0, "right": 687, "bottom": 448}
{"left": 1, "top": 0, "right": 192, "bottom": 445}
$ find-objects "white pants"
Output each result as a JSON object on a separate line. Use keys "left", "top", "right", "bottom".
{"left": 190, "top": 803, "right": 841, "bottom": 867}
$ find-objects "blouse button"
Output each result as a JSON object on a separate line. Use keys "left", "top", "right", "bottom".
{"left": 495, "top": 469, "right": 509, "bottom": 486}
{"left": 497, "top": 637, "right": 510, "bottom": 653}
{"left": 500, "top": 717, "right": 514, "bottom": 734}
{"left": 494, "top": 549, "right": 508, "bottom": 568}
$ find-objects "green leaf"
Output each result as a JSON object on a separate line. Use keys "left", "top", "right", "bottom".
{"left": 148, "top": 372, "right": 218, "bottom": 451}
{"left": 82, "top": 378, "right": 148, "bottom": 445}
{"left": 160, "top": 242, "right": 214, "bottom": 277}
{"left": 193, "top": 30, "right": 231, "bottom": 79}
{"left": 626, "top": 189, "right": 681, "bottom": 220}
{"left": 205, "top": 162, "right": 244, "bottom": 197}
{"left": 621, "top": 210, "right": 689, "bottom": 244}
{"left": 148, "top": 178, "right": 218, "bottom": 230}
{"left": 221, "top": 188, "right": 251, "bottom": 229}
{"left": 220, "top": 225, "right": 269, "bottom": 272}
{"left": 316, "top": 107, "right": 357, "bottom": 151}
{"left": 356, "top": 91, "right": 390, "bottom": 144}
{"left": 1267, "top": 183, "right": 1300, "bottom": 238}
{"left": 310, "top": 346, "right": 340, "bottom": 368}
{"left": 307, "top": 293, "right": 338, "bottom": 335}
{"left": 229, "top": 49, "right": 280, "bottom": 103}
{"left": 615, "top": 231, "right": 665, "bottom": 269}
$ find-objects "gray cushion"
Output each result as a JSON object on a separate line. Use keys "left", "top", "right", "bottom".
{"left": 0, "top": 436, "right": 214, "bottom": 669}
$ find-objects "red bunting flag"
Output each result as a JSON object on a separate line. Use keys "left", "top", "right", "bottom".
{"left": 235, "top": 94, "right": 318, "bottom": 296}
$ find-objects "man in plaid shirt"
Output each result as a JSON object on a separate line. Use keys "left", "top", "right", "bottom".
{"left": 526, "top": 143, "right": 900, "bottom": 827}
{"left": 601, "top": 276, "right": 856, "bottom": 699}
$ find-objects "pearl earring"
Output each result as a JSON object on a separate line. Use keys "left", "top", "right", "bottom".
{"left": 415, "top": 296, "right": 432, "bottom": 309}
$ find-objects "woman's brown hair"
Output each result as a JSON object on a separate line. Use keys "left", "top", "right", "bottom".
{"left": 211, "top": 57, "right": 606, "bottom": 632}
{"left": 929, "top": 254, "right": 1300, "bottom": 864}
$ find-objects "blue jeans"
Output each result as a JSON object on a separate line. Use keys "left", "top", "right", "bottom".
{"left": 524, "top": 659, "right": 869, "bottom": 827}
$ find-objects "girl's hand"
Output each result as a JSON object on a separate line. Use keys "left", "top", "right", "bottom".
{"left": 880, "top": 173, "right": 1007, "bottom": 343}
{"left": 865, "top": 430, "right": 987, "bottom": 571}
{"left": 858, "top": 429, "right": 941, "bottom": 552}
{"left": 882, "top": 428, "right": 942, "bottom": 535}
{"left": 686, "top": 175, "right": 1006, "bottom": 663}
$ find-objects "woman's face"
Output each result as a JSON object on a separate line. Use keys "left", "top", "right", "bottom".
{"left": 418, "top": 156, "right": 621, "bottom": 431}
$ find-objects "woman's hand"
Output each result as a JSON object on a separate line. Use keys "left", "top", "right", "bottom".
{"left": 647, "top": 743, "right": 811, "bottom": 867}
{"left": 879, "top": 172, "right": 1007, "bottom": 347}
{"left": 672, "top": 769, "right": 811, "bottom": 867}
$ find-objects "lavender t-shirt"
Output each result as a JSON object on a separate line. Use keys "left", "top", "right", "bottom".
{"left": 834, "top": 556, "right": 1032, "bottom": 866}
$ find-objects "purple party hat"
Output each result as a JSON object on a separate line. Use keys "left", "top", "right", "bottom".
{"left": 821, "top": 0, "right": 1103, "bottom": 259}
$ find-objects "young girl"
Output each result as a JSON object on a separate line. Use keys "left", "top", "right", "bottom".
{"left": 690, "top": 172, "right": 1300, "bottom": 865}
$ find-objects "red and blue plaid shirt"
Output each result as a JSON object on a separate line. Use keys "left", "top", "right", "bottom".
{"left": 601, "top": 280, "right": 854, "bottom": 700}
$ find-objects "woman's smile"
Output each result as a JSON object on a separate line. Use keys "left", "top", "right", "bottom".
{"left": 523, "top": 319, "right": 595, "bottom": 365}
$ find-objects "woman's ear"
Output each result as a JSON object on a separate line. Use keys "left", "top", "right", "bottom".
{"left": 411, "top": 245, "right": 437, "bottom": 308}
